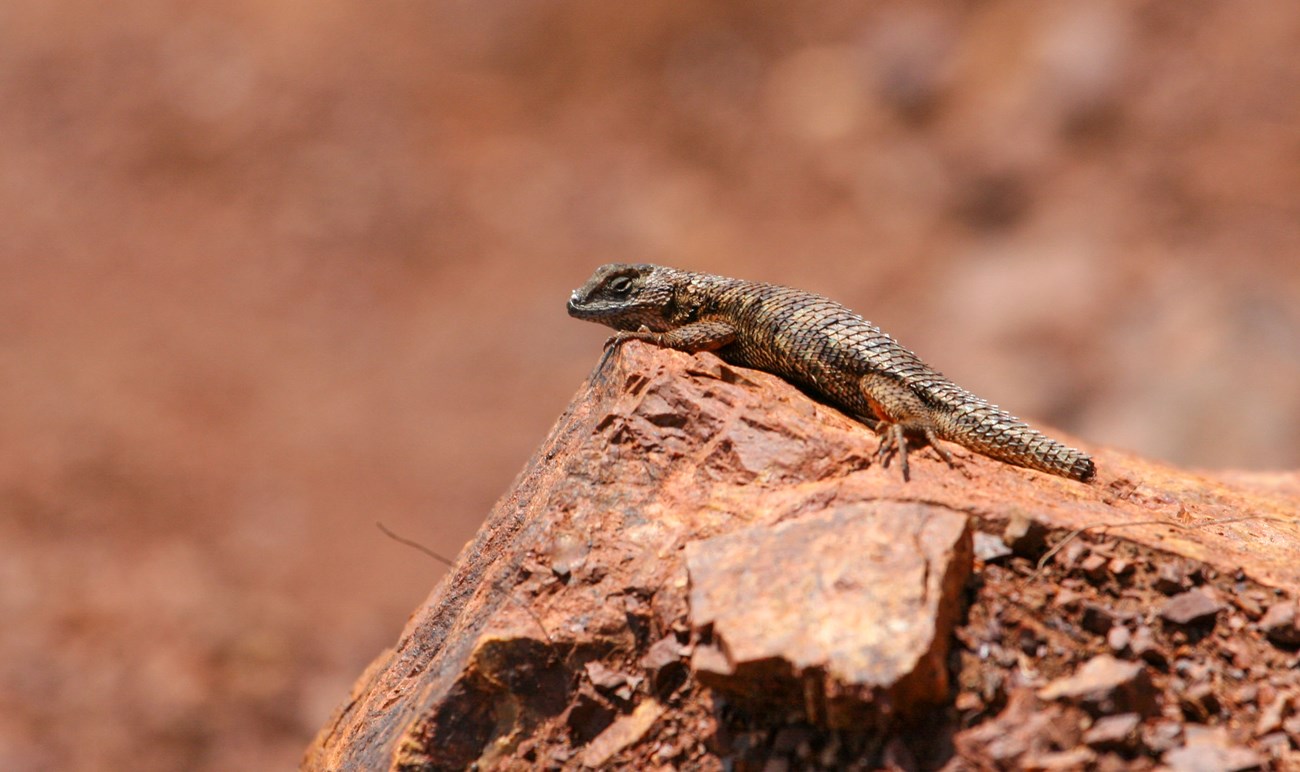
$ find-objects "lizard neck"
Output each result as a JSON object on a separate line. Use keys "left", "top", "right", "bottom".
{"left": 667, "top": 270, "right": 744, "bottom": 326}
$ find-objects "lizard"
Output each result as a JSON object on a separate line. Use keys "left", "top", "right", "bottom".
{"left": 567, "top": 263, "right": 1096, "bottom": 483}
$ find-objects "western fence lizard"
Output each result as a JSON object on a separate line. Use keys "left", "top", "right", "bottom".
{"left": 567, "top": 263, "right": 1095, "bottom": 482}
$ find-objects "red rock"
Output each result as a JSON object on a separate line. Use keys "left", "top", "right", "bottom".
{"left": 1164, "top": 726, "right": 1265, "bottom": 772}
{"left": 303, "top": 342, "right": 1300, "bottom": 770}
{"left": 1160, "top": 589, "right": 1223, "bottom": 627}
{"left": 1179, "top": 681, "right": 1221, "bottom": 721}
{"left": 974, "top": 531, "right": 1013, "bottom": 563}
{"left": 585, "top": 661, "right": 633, "bottom": 692}
{"left": 1079, "top": 553, "right": 1109, "bottom": 582}
{"left": 1155, "top": 562, "right": 1192, "bottom": 595}
{"left": 641, "top": 634, "right": 688, "bottom": 672}
{"left": 1038, "top": 654, "right": 1158, "bottom": 717}
{"left": 1003, "top": 514, "right": 1047, "bottom": 558}
{"left": 1106, "top": 625, "right": 1131, "bottom": 653}
{"left": 953, "top": 689, "right": 1087, "bottom": 767}
{"left": 686, "top": 501, "right": 972, "bottom": 728}
{"left": 578, "top": 699, "right": 665, "bottom": 768}
{"left": 1259, "top": 601, "right": 1300, "bottom": 646}
{"left": 1083, "top": 712, "right": 1141, "bottom": 752}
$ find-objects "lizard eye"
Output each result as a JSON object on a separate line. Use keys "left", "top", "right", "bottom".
{"left": 607, "top": 276, "right": 633, "bottom": 294}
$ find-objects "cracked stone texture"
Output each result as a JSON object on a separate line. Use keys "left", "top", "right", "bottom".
{"left": 305, "top": 342, "right": 1300, "bottom": 770}
{"left": 686, "top": 501, "right": 971, "bottom": 728}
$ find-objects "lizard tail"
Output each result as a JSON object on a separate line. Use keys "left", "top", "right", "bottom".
{"left": 936, "top": 400, "right": 1095, "bottom": 482}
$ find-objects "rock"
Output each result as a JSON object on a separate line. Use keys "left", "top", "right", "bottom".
{"left": 1143, "top": 719, "right": 1184, "bottom": 754}
{"left": 1164, "top": 726, "right": 1265, "bottom": 772}
{"left": 1003, "top": 514, "right": 1048, "bottom": 558}
{"left": 1179, "top": 681, "right": 1221, "bottom": 721}
{"left": 1083, "top": 712, "right": 1141, "bottom": 752}
{"left": 1079, "top": 553, "right": 1109, "bottom": 582}
{"left": 1160, "top": 589, "right": 1223, "bottom": 627}
{"left": 974, "top": 531, "right": 1013, "bottom": 563}
{"left": 1129, "top": 625, "right": 1167, "bottom": 668}
{"left": 641, "top": 634, "right": 688, "bottom": 672}
{"left": 578, "top": 699, "right": 665, "bottom": 768}
{"left": 1054, "top": 540, "right": 1090, "bottom": 571}
{"left": 1106, "top": 625, "right": 1131, "bottom": 653}
{"left": 1259, "top": 601, "right": 1300, "bottom": 646}
{"left": 1254, "top": 689, "right": 1292, "bottom": 737}
{"left": 1053, "top": 588, "right": 1083, "bottom": 609}
{"left": 686, "top": 501, "right": 972, "bottom": 728}
{"left": 1038, "top": 654, "right": 1157, "bottom": 717}
{"left": 1025, "top": 747, "right": 1096, "bottom": 769}
{"left": 585, "top": 660, "right": 634, "bottom": 691}
{"left": 1155, "top": 562, "right": 1193, "bottom": 595}
{"left": 953, "top": 689, "right": 1086, "bottom": 767}
{"left": 1081, "top": 602, "right": 1122, "bottom": 634}
{"left": 303, "top": 342, "right": 1300, "bottom": 770}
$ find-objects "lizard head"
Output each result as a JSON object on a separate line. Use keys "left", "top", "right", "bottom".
{"left": 567, "top": 263, "right": 679, "bottom": 331}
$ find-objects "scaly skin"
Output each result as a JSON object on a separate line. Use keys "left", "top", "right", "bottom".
{"left": 567, "top": 263, "right": 1095, "bottom": 482}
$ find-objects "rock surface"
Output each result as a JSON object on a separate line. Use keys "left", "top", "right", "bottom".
{"left": 686, "top": 502, "right": 971, "bottom": 728}
{"left": 305, "top": 343, "right": 1300, "bottom": 770}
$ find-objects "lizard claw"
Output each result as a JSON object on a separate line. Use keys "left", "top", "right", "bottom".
{"left": 595, "top": 328, "right": 657, "bottom": 379}
{"left": 922, "top": 429, "right": 955, "bottom": 468}
{"left": 875, "top": 424, "right": 910, "bottom": 482}
{"left": 602, "top": 325, "right": 655, "bottom": 350}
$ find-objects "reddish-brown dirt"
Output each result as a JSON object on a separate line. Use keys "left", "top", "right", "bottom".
{"left": 2, "top": 3, "right": 1298, "bottom": 769}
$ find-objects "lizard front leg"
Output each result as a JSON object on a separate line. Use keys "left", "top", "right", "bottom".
{"left": 604, "top": 320, "right": 736, "bottom": 353}
{"left": 597, "top": 320, "right": 737, "bottom": 375}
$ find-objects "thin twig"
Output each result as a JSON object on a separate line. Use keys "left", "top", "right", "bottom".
{"left": 376, "top": 521, "right": 455, "bottom": 568}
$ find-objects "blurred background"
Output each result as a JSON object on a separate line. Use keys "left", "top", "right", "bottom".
{"left": 1, "top": 1, "right": 1297, "bottom": 768}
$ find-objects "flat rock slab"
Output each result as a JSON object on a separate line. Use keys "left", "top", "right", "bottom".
{"left": 686, "top": 501, "right": 972, "bottom": 728}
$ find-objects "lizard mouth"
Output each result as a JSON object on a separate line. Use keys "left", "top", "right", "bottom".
{"left": 566, "top": 294, "right": 588, "bottom": 317}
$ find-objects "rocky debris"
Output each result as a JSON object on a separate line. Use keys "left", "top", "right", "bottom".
{"left": 973, "top": 531, "right": 1013, "bottom": 563}
{"left": 1003, "top": 514, "right": 1048, "bottom": 558}
{"left": 1259, "top": 601, "right": 1300, "bottom": 646}
{"left": 1160, "top": 589, "right": 1224, "bottom": 627}
{"left": 305, "top": 344, "right": 1300, "bottom": 770}
{"left": 1083, "top": 712, "right": 1141, "bottom": 752}
{"left": 953, "top": 689, "right": 1091, "bottom": 769}
{"left": 1038, "top": 654, "right": 1157, "bottom": 717}
{"left": 577, "top": 699, "right": 665, "bottom": 768}
{"left": 1164, "top": 726, "right": 1265, "bottom": 772}
{"left": 686, "top": 502, "right": 971, "bottom": 728}
{"left": 1156, "top": 562, "right": 1195, "bottom": 595}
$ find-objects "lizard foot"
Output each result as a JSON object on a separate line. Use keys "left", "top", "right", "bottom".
{"left": 875, "top": 423, "right": 911, "bottom": 482}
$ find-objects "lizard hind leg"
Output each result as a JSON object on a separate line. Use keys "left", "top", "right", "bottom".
{"left": 875, "top": 423, "right": 911, "bottom": 481}
{"left": 922, "top": 428, "right": 955, "bottom": 468}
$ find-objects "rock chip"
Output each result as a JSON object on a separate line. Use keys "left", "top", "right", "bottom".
{"left": 1164, "top": 726, "right": 1264, "bottom": 772}
{"left": 1003, "top": 514, "right": 1048, "bottom": 558}
{"left": 1083, "top": 712, "right": 1141, "bottom": 752}
{"left": 578, "top": 699, "right": 665, "bottom": 768}
{"left": 1155, "top": 562, "right": 1193, "bottom": 595}
{"left": 1106, "top": 625, "right": 1131, "bottom": 653}
{"left": 974, "top": 531, "right": 1013, "bottom": 563}
{"left": 1160, "top": 589, "right": 1223, "bottom": 627}
{"left": 1079, "top": 553, "right": 1109, "bottom": 582}
{"left": 1259, "top": 601, "right": 1300, "bottom": 647}
{"left": 1038, "top": 654, "right": 1157, "bottom": 717}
